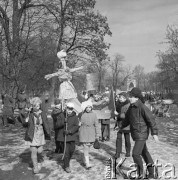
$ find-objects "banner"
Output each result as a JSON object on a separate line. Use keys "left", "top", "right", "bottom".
{"left": 93, "top": 87, "right": 116, "bottom": 119}
{"left": 108, "top": 87, "right": 116, "bottom": 119}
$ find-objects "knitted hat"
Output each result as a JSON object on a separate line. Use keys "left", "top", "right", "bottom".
{"left": 81, "top": 100, "right": 93, "bottom": 111}
{"left": 66, "top": 102, "right": 74, "bottom": 108}
{"left": 57, "top": 50, "right": 67, "bottom": 59}
{"left": 119, "top": 92, "right": 129, "bottom": 98}
{"left": 129, "top": 87, "right": 142, "bottom": 98}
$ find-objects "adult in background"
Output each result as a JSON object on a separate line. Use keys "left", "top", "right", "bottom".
{"left": 1, "top": 90, "right": 15, "bottom": 127}
{"left": 41, "top": 92, "right": 51, "bottom": 115}
{"left": 121, "top": 87, "right": 159, "bottom": 179}
{"left": 100, "top": 87, "right": 110, "bottom": 141}
{"left": 17, "top": 86, "right": 30, "bottom": 124}
{"left": 114, "top": 92, "right": 131, "bottom": 158}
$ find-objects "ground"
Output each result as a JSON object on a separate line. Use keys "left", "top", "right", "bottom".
{"left": 0, "top": 107, "right": 178, "bottom": 180}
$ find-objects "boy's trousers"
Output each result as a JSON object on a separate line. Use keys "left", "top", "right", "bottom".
{"left": 62, "top": 141, "right": 75, "bottom": 168}
{"left": 132, "top": 140, "right": 155, "bottom": 177}
{"left": 116, "top": 131, "right": 131, "bottom": 156}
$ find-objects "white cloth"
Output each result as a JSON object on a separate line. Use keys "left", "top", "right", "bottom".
{"left": 59, "top": 81, "right": 77, "bottom": 100}
{"left": 57, "top": 50, "right": 67, "bottom": 59}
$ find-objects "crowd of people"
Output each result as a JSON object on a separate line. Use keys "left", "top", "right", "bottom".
{"left": 0, "top": 48, "right": 161, "bottom": 179}
{"left": 0, "top": 86, "right": 159, "bottom": 179}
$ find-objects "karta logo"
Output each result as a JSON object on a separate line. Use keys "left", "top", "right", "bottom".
{"left": 105, "top": 158, "right": 177, "bottom": 179}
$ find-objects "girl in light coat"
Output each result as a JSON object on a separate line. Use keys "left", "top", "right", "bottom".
{"left": 79, "top": 101, "right": 100, "bottom": 169}
{"left": 23, "top": 97, "right": 51, "bottom": 174}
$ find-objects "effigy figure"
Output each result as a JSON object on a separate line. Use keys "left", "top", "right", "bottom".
{"left": 44, "top": 50, "right": 83, "bottom": 113}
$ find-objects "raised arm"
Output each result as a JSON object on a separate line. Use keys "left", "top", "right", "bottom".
{"left": 70, "top": 66, "right": 83, "bottom": 73}
{"left": 44, "top": 72, "right": 60, "bottom": 80}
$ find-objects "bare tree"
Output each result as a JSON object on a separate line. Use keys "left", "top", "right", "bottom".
{"left": 133, "top": 65, "right": 145, "bottom": 89}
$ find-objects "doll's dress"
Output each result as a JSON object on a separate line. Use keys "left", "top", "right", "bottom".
{"left": 57, "top": 69, "right": 77, "bottom": 100}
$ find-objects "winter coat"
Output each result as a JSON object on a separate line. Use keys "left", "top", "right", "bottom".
{"left": 23, "top": 111, "right": 51, "bottom": 142}
{"left": 117, "top": 100, "right": 130, "bottom": 133}
{"left": 2, "top": 94, "right": 15, "bottom": 116}
{"left": 51, "top": 108, "right": 64, "bottom": 140}
{"left": 17, "top": 92, "right": 29, "bottom": 109}
{"left": 56, "top": 111, "right": 79, "bottom": 142}
{"left": 79, "top": 111, "right": 100, "bottom": 143}
{"left": 41, "top": 99, "right": 50, "bottom": 114}
{"left": 122, "top": 99, "right": 158, "bottom": 141}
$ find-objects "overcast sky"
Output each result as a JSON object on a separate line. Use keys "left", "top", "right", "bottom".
{"left": 95, "top": 0, "right": 178, "bottom": 72}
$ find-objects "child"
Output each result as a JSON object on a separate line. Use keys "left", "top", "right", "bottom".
{"left": 114, "top": 92, "right": 131, "bottom": 158}
{"left": 121, "top": 88, "right": 159, "bottom": 179}
{"left": 51, "top": 98, "right": 64, "bottom": 153}
{"left": 79, "top": 101, "right": 100, "bottom": 169}
{"left": 55, "top": 102, "right": 79, "bottom": 173}
{"left": 23, "top": 97, "right": 51, "bottom": 174}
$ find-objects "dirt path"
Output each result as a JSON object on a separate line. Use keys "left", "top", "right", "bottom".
{"left": 0, "top": 119, "right": 178, "bottom": 180}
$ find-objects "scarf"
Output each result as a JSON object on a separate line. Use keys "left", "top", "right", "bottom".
{"left": 33, "top": 111, "right": 42, "bottom": 125}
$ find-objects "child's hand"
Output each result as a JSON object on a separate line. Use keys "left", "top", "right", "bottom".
{"left": 114, "top": 111, "right": 118, "bottom": 115}
{"left": 64, "top": 130, "right": 71, "bottom": 135}
{"left": 25, "top": 116, "right": 29, "bottom": 122}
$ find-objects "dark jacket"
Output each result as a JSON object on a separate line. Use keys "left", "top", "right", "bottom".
{"left": 51, "top": 108, "right": 64, "bottom": 139}
{"left": 117, "top": 100, "right": 130, "bottom": 133}
{"left": 2, "top": 94, "right": 15, "bottom": 116}
{"left": 122, "top": 99, "right": 158, "bottom": 141}
{"left": 56, "top": 111, "right": 79, "bottom": 142}
{"left": 23, "top": 111, "right": 51, "bottom": 142}
{"left": 41, "top": 99, "right": 50, "bottom": 114}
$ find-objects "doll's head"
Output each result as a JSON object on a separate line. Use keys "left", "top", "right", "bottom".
{"left": 57, "top": 50, "right": 67, "bottom": 69}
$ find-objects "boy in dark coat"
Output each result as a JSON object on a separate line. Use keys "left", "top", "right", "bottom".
{"left": 121, "top": 88, "right": 159, "bottom": 179}
{"left": 55, "top": 102, "right": 79, "bottom": 173}
{"left": 51, "top": 98, "right": 64, "bottom": 153}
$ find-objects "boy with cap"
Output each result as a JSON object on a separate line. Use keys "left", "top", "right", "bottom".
{"left": 121, "top": 87, "right": 159, "bottom": 179}
{"left": 51, "top": 99, "right": 64, "bottom": 153}
{"left": 55, "top": 102, "right": 79, "bottom": 173}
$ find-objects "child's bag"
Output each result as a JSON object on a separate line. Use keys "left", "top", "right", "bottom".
{"left": 93, "top": 139, "right": 100, "bottom": 149}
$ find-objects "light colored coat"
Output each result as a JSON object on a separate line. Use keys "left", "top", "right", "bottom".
{"left": 79, "top": 111, "right": 100, "bottom": 143}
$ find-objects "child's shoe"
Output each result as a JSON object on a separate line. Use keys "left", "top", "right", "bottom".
{"left": 33, "top": 166, "right": 40, "bottom": 174}
{"left": 85, "top": 156, "right": 92, "bottom": 170}
{"left": 125, "top": 153, "right": 130, "bottom": 157}
{"left": 38, "top": 163, "right": 42, "bottom": 171}
{"left": 64, "top": 167, "right": 71, "bottom": 173}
